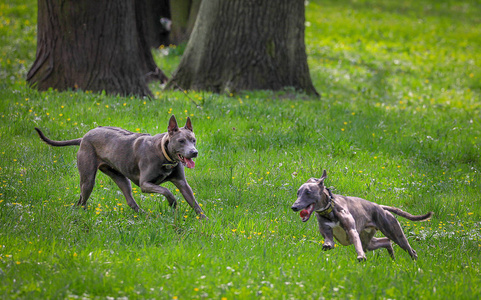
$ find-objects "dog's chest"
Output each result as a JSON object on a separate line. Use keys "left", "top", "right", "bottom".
{"left": 151, "top": 167, "right": 175, "bottom": 184}
{"left": 326, "top": 221, "right": 351, "bottom": 246}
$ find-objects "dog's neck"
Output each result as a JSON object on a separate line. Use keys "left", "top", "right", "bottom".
{"left": 161, "top": 134, "right": 178, "bottom": 167}
{"left": 315, "top": 188, "right": 334, "bottom": 216}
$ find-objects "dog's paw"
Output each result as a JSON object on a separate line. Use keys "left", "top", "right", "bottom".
{"left": 322, "top": 243, "right": 334, "bottom": 251}
{"left": 196, "top": 212, "right": 209, "bottom": 221}
{"left": 357, "top": 255, "right": 367, "bottom": 262}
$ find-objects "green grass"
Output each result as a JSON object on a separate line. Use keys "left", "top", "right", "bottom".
{"left": 1, "top": 0, "right": 480, "bottom": 299}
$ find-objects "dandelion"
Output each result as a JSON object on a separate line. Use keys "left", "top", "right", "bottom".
{"left": 73, "top": 253, "right": 77, "bottom": 257}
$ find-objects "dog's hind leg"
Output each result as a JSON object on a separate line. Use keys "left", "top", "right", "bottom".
{"left": 376, "top": 212, "right": 418, "bottom": 260}
{"left": 99, "top": 165, "right": 142, "bottom": 212}
{"left": 76, "top": 148, "right": 98, "bottom": 208}
{"left": 367, "top": 237, "right": 395, "bottom": 259}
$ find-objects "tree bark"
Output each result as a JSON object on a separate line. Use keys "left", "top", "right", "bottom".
{"left": 139, "top": 0, "right": 171, "bottom": 48}
{"left": 27, "top": 0, "right": 167, "bottom": 97}
{"left": 166, "top": 0, "right": 318, "bottom": 95}
{"left": 169, "top": 0, "right": 201, "bottom": 45}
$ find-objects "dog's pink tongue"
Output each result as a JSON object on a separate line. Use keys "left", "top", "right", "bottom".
{"left": 185, "top": 158, "right": 195, "bottom": 169}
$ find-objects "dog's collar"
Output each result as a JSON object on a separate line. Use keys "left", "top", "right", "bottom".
{"left": 161, "top": 134, "right": 178, "bottom": 167}
{"left": 315, "top": 188, "right": 335, "bottom": 216}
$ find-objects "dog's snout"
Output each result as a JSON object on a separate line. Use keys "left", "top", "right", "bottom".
{"left": 291, "top": 205, "right": 300, "bottom": 212}
{"left": 190, "top": 149, "right": 198, "bottom": 158}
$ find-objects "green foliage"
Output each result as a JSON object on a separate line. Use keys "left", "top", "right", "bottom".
{"left": 1, "top": 0, "right": 480, "bottom": 299}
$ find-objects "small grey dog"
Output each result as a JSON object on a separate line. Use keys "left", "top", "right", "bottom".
{"left": 35, "top": 115, "right": 207, "bottom": 219}
{"left": 291, "top": 170, "right": 432, "bottom": 261}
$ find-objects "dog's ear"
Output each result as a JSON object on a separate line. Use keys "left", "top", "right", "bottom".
{"left": 318, "top": 170, "right": 327, "bottom": 186}
{"left": 168, "top": 115, "right": 179, "bottom": 135}
{"left": 184, "top": 117, "right": 193, "bottom": 132}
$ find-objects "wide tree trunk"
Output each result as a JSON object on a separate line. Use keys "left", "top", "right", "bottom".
{"left": 139, "top": 0, "right": 171, "bottom": 48}
{"left": 27, "top": 0, "right": 167, "bottom": 97}
{"left": 166, "top": 0, "right": 318, "bottom": 95}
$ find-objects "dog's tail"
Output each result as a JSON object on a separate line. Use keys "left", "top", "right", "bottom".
{"left": 381, "top": 205, "right": 433, "bottom": 222}
{"left": 35, "top": 128, "right": 82, "bottom": 147}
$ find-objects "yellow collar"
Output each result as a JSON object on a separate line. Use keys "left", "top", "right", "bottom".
{"left": 315, "top": 188, "right": 334, "bottom": 216}
{"left": 161, "top": 134, "right": 175, "bottom": 163}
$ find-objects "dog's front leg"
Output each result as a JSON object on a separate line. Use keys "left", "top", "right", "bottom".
{"left": 171, "top": 179, "right": 207, "bottom": 219}
{"left": 316, "top": 214, "right": 335, "bottom": 250}
{"left": 337, "top": 211, "right": 366, "bottom": 261}
{"left": 140, "top": 182, "right": 178, "bottom": 208}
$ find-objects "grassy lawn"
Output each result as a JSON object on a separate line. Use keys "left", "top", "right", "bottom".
{"left": 1, "top": 0, "right": 480, "bottom": 299}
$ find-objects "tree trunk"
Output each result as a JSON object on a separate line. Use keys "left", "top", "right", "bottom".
{"left": 27, "top": 0, "right": 167, "bottom": 97}
{"left": 166, "top": 0, "right": 318, "bottom": 95}
{"left": 169, "top": 0, "right": 201, "bottom": 45}
{"left": 139, "top": 0, "right": 171, "bottom": 48}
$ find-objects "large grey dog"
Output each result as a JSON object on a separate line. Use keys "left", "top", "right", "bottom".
{"left": 35, "top": 115, "right": 207, "bottom": 219}
{"left": 291, "top": 170, "right": 432, "bottom": 261}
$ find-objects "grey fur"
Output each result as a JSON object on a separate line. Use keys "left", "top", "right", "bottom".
{"left": 35, "top": 115, "right": 207, "bottom": 219}
{"left": 291, "top": 170, "right": 432, "bottom": 261}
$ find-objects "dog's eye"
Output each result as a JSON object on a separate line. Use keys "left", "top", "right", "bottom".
{"left": 305, "top": 190, "right": 310, "bottom": 195}
{"left": 192, "top": 138, "right": 196, "bottom": 144}
{"left": 178, "top": 139, "right": 185, "bottom": 144}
